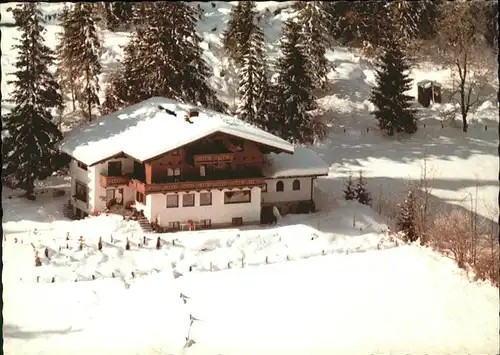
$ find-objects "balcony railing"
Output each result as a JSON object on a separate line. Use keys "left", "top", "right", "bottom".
{"left": 193, "top": 153, "right": 234, "bottom": 165}
{"left": 129, "top": 177, "right": 265, "bottom": 194}
{"left": 99, "top": 174, "right": 130, "bottom": 188}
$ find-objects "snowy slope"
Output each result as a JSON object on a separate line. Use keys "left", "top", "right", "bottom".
{"left": 1, "top": 2, "right": 497, "bottom": 220}
{"left": 1, "top": 5, "right": 499, "bottom": 353}
{"left": 2, "top": 190, "right": 499, "bottom": 355}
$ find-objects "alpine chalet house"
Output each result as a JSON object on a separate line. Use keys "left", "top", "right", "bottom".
{"left": 58, "top": 97, "right": 328, "bottom": 231}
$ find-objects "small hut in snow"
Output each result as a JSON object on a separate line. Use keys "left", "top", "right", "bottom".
{"left": 417, "top": 80, "right": 442, "bottom": 107}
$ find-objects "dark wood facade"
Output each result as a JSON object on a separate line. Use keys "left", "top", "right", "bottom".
{"left": 100, "top": 132, "right": 277, "bottom": 194}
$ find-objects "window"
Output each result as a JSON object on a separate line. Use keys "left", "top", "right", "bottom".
{"left": 136, "top": 191, "right": 146, "bottom": 204}
{"left": 276, "top": 180, "right": 284, "bottom": 192}
{"left": 200, "top": 165, "right": 206, "bottom": 177}
{"left": 292, "top": 179, "right": 301, "bottom": 191}
{"left": 232, "top": 217, "right": 243, "bottom": 226}
{"left": 108, "top": 161, "right": 122, "bottom": 176}
{"left": 200, "top": 192, "right": 212, "bottom": 206}
{"left": 77, "top": 161, "right": 87, "bottom": 171}
{"left": 168, "top": 221, "right": 180, "bottom": 229}
{"left": 174, "top": 168, "right": 181, "bottom": 176}
{"left": 75, "top": 181, "right": 87, "bottom": 203}
{"left": 182, "top": 193, "right": 195, "bottom": 207}
{"left": 262, "top": 183, "right": 267, "bottom": 193}
{"left": 167, "top": 168, "right": 174, "bottom": 176}
{"left": 201, "top": 219, "right": 212, "bottom": 228}
{"left": 224, "top": 190, "right": 251, "bottom": 204}
{"left": 170, "top": 149, "right": 179, "bottom": 156}
{"left": 166, "top": 194, "right": 179, "bottom": 208}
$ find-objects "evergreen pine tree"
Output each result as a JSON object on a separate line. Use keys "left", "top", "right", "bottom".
{"left": 354, "top": 171, "right": 372, "bottom": 206}
{"left": 104, "top": 2, "right": 225, "bottom": 113}
{"left": 396, "top": 189, "right": 418, "bottom": 243}
{"left": 71, "top": 4, "right": 102, "bottom": 121}
{"left": 102, "top": 27, "right": 152, "bottom": 113}
{"left": 293, "top": 1, "right": 332, "bottom": 90}
{"left": 56, "top": 4, "right": 102, "bottom": 121}
{"left": 369, "top": 40, "right": 417, "bottom": 136}
{"left": 2, "top": 3, "right": 65, "bottom": 198}
{"left": 55, "top": 4, "right": 77, "bottom": 112}
{"left": 221, "top": 2, "right": 247, "bottom": 65}
{"left": 343, "top": 173, "right": 356, "bottom": 201}
{"left": 236, "top": 1, "right": 269, "bottom": 127}
{"left": 170, "top": 2, "right": 227, "bottom": 112}
{"left": 272, "top": 19, "right": 316, "bottom": 144}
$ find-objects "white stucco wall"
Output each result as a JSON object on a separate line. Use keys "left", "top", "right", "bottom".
{"left": 150, "top": 187, "right": 261, "bottom": 227}
{"left": 140, "top": 196, "right": 153, "bottom": 221}
{"left": 261, "top": 177, "right": 313, "bottom": 204}
{"left": 89, "top": 158, "right": 135, "bottom": 213}
{"left": 70, "top": 159, "right": 92, "bottom": 214}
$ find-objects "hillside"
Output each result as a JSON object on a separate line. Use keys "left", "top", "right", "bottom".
{"left": 1, "top": 2, "right": 499, "bottom": 355}
{"left": 3, "top": 190, "right": 499, "bottom": 355}
{"left": 1, "top": 1, "right": 497, "bottom": 220}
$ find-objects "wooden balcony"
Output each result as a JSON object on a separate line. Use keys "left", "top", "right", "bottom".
{"left": 193, "top": 153, "right": 234, "bottom": 165}
{"left": 100, "top": 174, "right": 130, "bottom": 188}
{"left": 129, "top": 177, "right": 265, "bottom": 195}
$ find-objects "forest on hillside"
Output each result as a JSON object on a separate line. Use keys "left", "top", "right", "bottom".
{"left": 2, "top": 1, "right": 498, "bottom": 196}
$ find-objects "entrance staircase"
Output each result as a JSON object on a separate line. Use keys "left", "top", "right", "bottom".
{"left": 137, "top": 216, "right": 153, "bottom": 233}
{"left": 63, "top": 201, "right": 75, "bottom": 219}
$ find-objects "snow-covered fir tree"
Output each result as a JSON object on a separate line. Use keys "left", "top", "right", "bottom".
{"left": 55, "top": 5, "right": 77, "bottom": 111}
{"left": 102, "top": 26, "right": 152, "bottom": 113}
{"left": 293, "top": 1, "right": 332, "bottom": 90}
{"left": 221, "top": 2, "right": 247, "bottom": 65}
{"left": 104, "top": 2, "right": 225, "bottom": 113}
{"left": 343, "top": 173, "right": 356, "bottom": 201}
{"left": 170, "top": 2, "right": 227, "bottom": 112}
{"left": 354, "top": 171, "right": 372, "bottom": 206}
{"left": 369, "top": 39, "right": 417, "bottom": 136}
{"left": 92, "top": 2, "right": 134, "bottom": 31}
{"left": 57, "top": 3, "right": 102, "bottom": 122}
{"left": 236, "top": 1, "right": 269, "bottom": 127}
{"left": 386, "top": 0, "right": 435, "bottom": 51}
{"left": 396, "top": 189, "right": 418, "bottom": 242}
{"left": 272, "top": 19, "right": 316, "bottom": 144}
{"left": 2, "top": 3, "right": 66, "bottom": 198}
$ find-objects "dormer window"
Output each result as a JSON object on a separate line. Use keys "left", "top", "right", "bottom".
{"left": 77, "top": 161, "right": 88, "bottom": 171}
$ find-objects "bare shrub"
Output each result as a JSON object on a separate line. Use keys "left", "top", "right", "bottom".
{"left": 412, "top": 155, "right": 436, "bottom": 245}
{"left": 428, "top": 208, "right": 499, "bottom": 286}
{"left": 427, "top": 210, "right": 472, "bottom": 268}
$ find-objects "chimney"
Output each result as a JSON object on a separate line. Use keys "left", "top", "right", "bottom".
{"left": 189, "top": 109, "right": 199, "bottom": 118}
{"left": 184, "top": 109, "right": 198, "bottom": 124}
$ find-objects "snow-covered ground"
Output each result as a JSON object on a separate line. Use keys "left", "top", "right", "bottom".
{"left": 1, "top": 2, "right": 497, "bottom": 220}
{"left": 3, "top": 189, "right": 499, "bottom": 355}
{"left": 1, "top": 2, "right": 499, "bottom": 354}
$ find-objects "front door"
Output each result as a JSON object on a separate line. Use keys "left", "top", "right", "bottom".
{"left": 108, "top": 161, "right": 122, "bottom": 176}
{"left": 116, "top": 188, "right": 124, "bottom": 205}
{"left": 106, "top": 189, "right": 115, "bottom": 208}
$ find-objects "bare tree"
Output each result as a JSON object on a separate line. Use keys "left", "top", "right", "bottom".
{"left": 436, "top": 1, "right": 497, "bottom": 132}
{"left": 413, "top": 154, "right": 437, "bottom": 244}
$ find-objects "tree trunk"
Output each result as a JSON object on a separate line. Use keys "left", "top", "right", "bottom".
{"left": 69, "top": 67, "right": 76, "bottom": 112}
{"left": 461, "top": 107, "right": 468, "bottom": 132}
{"left": 86, "top": 67, "right": 92, "bottom": 122}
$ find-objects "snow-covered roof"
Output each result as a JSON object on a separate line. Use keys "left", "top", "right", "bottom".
{"left": 417, "top": 80, "right": 442, "bottom": 88}
{"left": 58, "top": 97, "right": 294, "bottom": 165}
{"left": 263, "top": 147, "right": 329, "bottom": 178}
